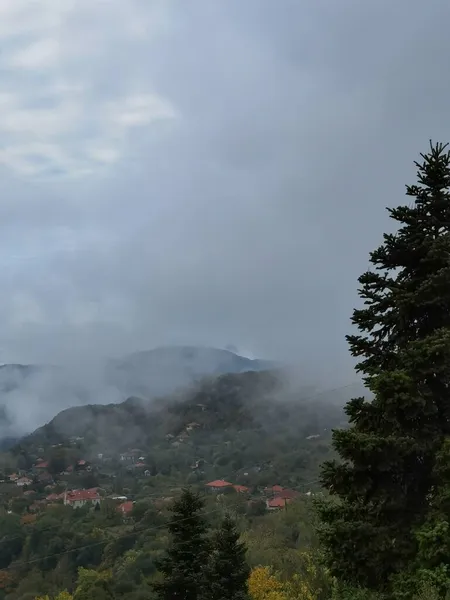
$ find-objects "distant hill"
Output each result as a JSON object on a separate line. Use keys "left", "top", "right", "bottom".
{"left": 105, "top": 346, "right": 275, "bottom": 398}
{"left": 0, "top": 346, "right": 276, "bottom": 440}
{"left": 17, "top": 370, "right": 347, "bottom": 488}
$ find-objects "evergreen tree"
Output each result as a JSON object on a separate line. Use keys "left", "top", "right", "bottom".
{"left": 318, "top": 142, "right": 450, "bottom": 595}
{"left": 205, "top": 514, "right": 250, "bottom": 600}
{"left": 154, "top": 488, "right": 209, "bottom": 600}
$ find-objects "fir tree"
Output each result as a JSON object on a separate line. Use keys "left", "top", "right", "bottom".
{"left": 318, "top": 142, "right": 450, "bottom": 595}
{"left": 204, "top": 514, "right": 250, "bottom": 600}
{"left": 154, "top": 488, "right": 209, "bottom": 600}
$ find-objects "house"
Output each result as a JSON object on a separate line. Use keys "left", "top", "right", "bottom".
{"left": 186, "top": 422, "right": 200, "bottom": 432}
{"left": 233, "top": 485, "right": 249, "bottom": 494}
{"left": 16, "top": 477, "right": 32, "bottom": 487}
{"left": 266, "top": 497, "right": 290, "bottom": 511}
{"left": 277, "top": 488, "right": 300, "bottom": 500}
{"left": 144, "top": 470, "right": 151, "bottom": 477}
{"left": 120, "top": 453, "right": 134, "bottom": 462}
{"left": 117, "top": 501, "right": 134, "bottom": 516}
{"left": 46, "top": 493, "right": 63, "bottom": 502}
{"left": 35, "top": 461, "right": 49, "bottom": 469}
{"left": 76, "top": 460, "right": 91, "bottom": 471}
{"left": 134, "top": 462, "right": 146, "bottom": 468}
{"left": 205, "top": 480, "right": 233, "bottom": 492}
{"left": 64, "top": 489, "right": 101, "bottom": 508}
{"left": 8, "top": 473, "right": 18, "bottom": 482}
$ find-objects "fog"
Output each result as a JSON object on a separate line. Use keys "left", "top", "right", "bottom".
{"left": 0, "top": 0, "right": 449, "bottom": 436}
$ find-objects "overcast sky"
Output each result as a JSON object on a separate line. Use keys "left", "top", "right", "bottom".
{"left": 0, "top": 0, "right": 449, "bottom": 384}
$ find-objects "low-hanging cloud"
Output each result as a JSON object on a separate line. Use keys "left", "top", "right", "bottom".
{"left": 0, "top": 0, "right": 449, "bottom": 395}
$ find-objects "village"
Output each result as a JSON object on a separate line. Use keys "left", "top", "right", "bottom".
{"left": 0, "top": 447, "right": 306, "bottom": 519}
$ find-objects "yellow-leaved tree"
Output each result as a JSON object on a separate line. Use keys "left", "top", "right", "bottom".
{"left": 248, "top": 566, "right": 288, "bottom": 600}
{"left": 35, "top": 592, "right": 73, "bottom": 600}
{"left": 248, "top": 554, "right": 328, "bottom": 600}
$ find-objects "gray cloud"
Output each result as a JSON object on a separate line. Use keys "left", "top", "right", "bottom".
{"left": 0, "top": 0, "right": 449, "bottom": 391}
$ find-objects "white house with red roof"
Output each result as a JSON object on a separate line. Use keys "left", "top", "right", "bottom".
{"left": 64, "top": 489, "right": 101, "bottom": 508}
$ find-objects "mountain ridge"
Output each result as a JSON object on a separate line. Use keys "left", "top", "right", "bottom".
{"left": 0, "top": 345, "right": 276, "bottom": 440}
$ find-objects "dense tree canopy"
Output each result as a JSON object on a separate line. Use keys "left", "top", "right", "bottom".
{"left": 319, "top": 142, "right": 450, "bottom": 596}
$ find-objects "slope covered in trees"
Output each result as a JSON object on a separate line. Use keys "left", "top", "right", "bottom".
{"left": 11, "top": 370, "right": 345, "bottom": 491}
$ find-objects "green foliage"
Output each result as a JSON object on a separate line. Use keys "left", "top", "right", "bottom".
{"left": 205, "top": 513, "right": 250, "bottom": 600}
{"left": 0, "top": 513, "right": 25, "bottom": 568}
{"left": 318, "top": 141, "right": 450, "bottom": 595}
{"left": 153, "top": 488, "right": 210, "bottom": 600}
{"left": 73, "top": 568, "right": 114, "bottom": 600}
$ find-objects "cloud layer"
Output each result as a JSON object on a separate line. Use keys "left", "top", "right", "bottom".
{"left": 0, "top": 0, "right": 177, "bottom": 178}
{"left": 0, "top": 0, "right": 449, "bottom": 387}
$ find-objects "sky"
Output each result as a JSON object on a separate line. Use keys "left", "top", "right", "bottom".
{"left": 0, "top": 0, "right": 449, "bottom": 386}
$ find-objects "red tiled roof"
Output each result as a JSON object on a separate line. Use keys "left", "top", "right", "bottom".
{"left": 77, "top": 460, "right": 87, "bottom": 466}
{"left": 118, "top": 501, "right": 134, "bottom": 514}
{"left": 135, "top": 462, "right": 146, "bottom": 467}
{"left": 205, "top": 479, "right": 233, "bottom": 488}
{"left": 267, "top": 497, "right": 287, "bottom": 508}
{"left": 278, "top": 488, "right": 300, "bottom": 500}
{"left": 233, "top": 485, "right": 249, "bottom": 493}
{"left": 65, "top": 489, "right": 100, "bottom": 503}
{"left": 36, "top": 461, "right": 48, "bottom": 468}
{"left": 265, "top": 484, "right": 283, "bottom": 493}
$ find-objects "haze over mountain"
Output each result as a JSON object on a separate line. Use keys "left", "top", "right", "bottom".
{"left": 0, "top": 346, "right": 275, "bottom": 442}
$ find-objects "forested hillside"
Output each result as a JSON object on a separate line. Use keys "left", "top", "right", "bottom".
{"left": 0, "top": 346, "right": 274, "bottom": 441}
{"left": 0, "top": 369, "right": 345, "bottom": 600}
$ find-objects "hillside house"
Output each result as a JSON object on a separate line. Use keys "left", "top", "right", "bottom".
{"left": 16, "top": 477, "right": 32, "bottom": 487}
{"left": 76, "top": 459, "right": 91, "bottom": 471}
{"left": 264, "top": 485, "right": 283, "bottom": 495}
{"left": 35, "top": 460, "right": 49, "bottom": 469}
{"left": 120, "top": 453, "right": 134, "bottom": 462}
{"left": 266, "top": 497, "right": 291, "bottom": 511}
{"left": 46, "top": 493, "right": 63, "bottom": 502}
{"left": 64, "top": 489, "right": 101, "bottom": 509}
{"left": 277, "top": 488, "right": 300, "bottom": 500}
{"left": 205, "top": 480, "right": 232, "bottom": 492}
{"left": 233, "top": 485, "right": 249, "bottom": 493}
{"left": 117, "top": 501, "right": 134, "bottom": 516}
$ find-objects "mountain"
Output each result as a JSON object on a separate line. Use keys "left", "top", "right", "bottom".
{"left": 105, "top": 346, "right": 275, "bottom": 398}
{"left": 17, "top": 369, "right": 346, "bottom": 488}
{"left": 0, "top": 346, "right": 275, "bottom": 440}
